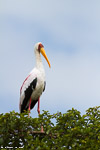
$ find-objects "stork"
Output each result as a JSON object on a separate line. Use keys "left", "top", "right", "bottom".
{"left": 19, "top": 42, "right": 51, "bottom": 117}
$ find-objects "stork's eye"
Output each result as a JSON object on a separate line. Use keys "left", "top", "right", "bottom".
{"left": 38, "top": 43, "right": 44, "bottom": 52}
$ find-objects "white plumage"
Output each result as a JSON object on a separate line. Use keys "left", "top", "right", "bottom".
{"left": 19, "top": 42, "right": 51, "bottom": 115}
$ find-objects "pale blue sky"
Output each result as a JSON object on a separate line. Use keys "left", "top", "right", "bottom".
{"left": 0, "top": 0, "right": 100, "bottom": 116}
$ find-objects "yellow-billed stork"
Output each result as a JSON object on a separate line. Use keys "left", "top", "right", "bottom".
{"left": 19, "top": 42, "right": 51, "bottom": 116}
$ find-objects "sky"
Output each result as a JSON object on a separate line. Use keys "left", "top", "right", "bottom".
{"left": 0, "top": 0, "right": 100, "bottom": 116}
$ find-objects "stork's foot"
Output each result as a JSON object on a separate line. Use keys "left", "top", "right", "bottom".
{"left": 28, "top": 109, "right": 30, "bottom": 118}
{"left": 41, "top": 125, "right": 44, "bottom": 132}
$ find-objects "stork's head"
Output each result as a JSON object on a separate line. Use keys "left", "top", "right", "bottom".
{"left": 34, "top": 42, "right": 51, "bottom": 68}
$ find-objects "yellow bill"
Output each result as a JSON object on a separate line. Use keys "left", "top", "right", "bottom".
{"left": 40, "top": 48, "right": 51, "bottom": 68}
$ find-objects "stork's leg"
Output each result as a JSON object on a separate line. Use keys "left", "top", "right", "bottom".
{"left": 37, "top": 98, "right": 44, "bottom": 132}
{"left": 37, "top": 97, "right": 40, "bottom": 115}
{"left": 28, "top": 97, "right": 31, "bottom": 117}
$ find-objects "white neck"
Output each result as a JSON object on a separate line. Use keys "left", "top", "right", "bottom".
{"left": 35, "top": 51, "right": 44, "bottom": 70}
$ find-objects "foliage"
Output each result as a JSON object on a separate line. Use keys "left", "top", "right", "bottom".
{"left": 0, "top": 107, "right": 100, "bottom": 149}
